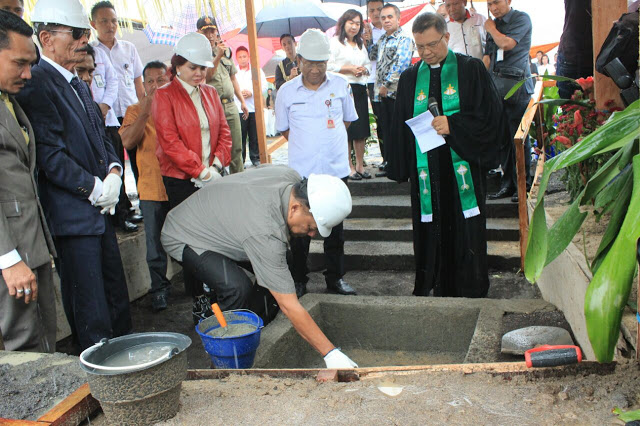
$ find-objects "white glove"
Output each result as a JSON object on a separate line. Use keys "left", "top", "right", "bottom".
{"left": 204, "top": 166, "right": 222, "bottom": 182}
{"left": 190, "top": 177, "right": 205, "bottom": 188}
{"left": 324, "top": 348, "right": 358, "bottom": 369}
{"left": 95, "top": 173, "right": 122, "bottom": 215}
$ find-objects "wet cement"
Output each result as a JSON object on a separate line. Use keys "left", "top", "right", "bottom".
{"left": 206, "top": 323, "right": 257, "bottom": 338}
{"left": 0, "top": 351, "right": 86, "bottom": 421}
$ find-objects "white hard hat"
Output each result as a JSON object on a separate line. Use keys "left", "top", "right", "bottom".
{"left": 174, "top": 32, "right": 214, "bottom": 68}
{"left": 307, "top": 174, "right": 352, "bottom": 238}
{"left": 297, "top": 29, "right": 330, "bottom": 61}
{"left": 30, "top": 0, "right": 91, "bottom": 29}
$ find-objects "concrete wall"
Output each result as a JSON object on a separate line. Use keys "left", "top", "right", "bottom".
{"left": 55, "top": 231, "right": 181, "bottom": 341}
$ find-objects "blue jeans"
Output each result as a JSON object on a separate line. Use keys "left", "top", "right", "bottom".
{"left": 139, "top": 200, "right": 171, "bottom": 295}
{"left": 555, "top": 52, "right": 593, "bottom": 99}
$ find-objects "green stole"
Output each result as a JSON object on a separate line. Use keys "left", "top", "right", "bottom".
{"left": 413, "top": 50, "right": 479, "bottom": 223}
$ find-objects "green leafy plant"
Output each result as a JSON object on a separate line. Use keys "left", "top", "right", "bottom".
{"left": 523, "top": 96, "right": 640, "bottom": 362}
{"left": 613, "top": 407, "right": 640, "bottom": 422}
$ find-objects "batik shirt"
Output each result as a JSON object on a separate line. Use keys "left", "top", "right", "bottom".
{"left": 369, "top": 28, "right": 415, "bottom": 101}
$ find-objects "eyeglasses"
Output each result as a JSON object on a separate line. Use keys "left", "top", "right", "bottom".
{"left": 50, "top": 28, "right": 91, "bottom": 40}
{"left": 416, "top": 34, "right": 445, "bottom": 52}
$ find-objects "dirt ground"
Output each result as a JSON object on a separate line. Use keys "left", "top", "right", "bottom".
{"left": 86, "top": 360, "right": 640, "bottom": 425}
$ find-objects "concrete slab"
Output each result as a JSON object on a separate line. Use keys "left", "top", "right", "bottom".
{"left": 0, "top": 351, "right": 85, "bottom": 421}
{"left": 350, "top": 196, "right": 518, "bottom": 219}
{"left": 253, "top": 295, "right": 554, "bottom": 369}
{"left": 339, "top": 217, "right": 519, "bottom": 242}
{"left": 308, "top": 240, "right": 521, "bottom": 271}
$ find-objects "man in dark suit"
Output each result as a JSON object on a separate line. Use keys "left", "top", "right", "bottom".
{"left": 0, "top": 10, "right": 56, "bottom": 352}
{"left": 16, "top": 0, "right": 131, "bottom": 350}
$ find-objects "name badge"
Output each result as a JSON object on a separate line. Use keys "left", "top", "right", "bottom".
{"left": 94, "top": 74, "right": 106, "bottom": 88}
{"left": 496, "top": 48, "right": 504, "bottom": 62}
{"left": 124, "top": 75, "right": 133, "bottom": 87}
{"left": 327, "top": 118, "right": 335, "bottom": 129}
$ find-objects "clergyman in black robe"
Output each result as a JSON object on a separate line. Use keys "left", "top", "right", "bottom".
{"left": 387, "top": 13, "right": 511, "bottom": 298}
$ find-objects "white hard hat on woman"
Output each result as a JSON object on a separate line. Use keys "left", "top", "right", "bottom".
{"left": 174, "top": 32, "right": 214, "bottom": 68}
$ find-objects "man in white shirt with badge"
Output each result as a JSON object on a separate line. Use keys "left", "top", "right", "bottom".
{"left": 276, "top": 29, "right": 358, "bottom": 298}
{"left": 90, "top": 0, "right": 145, "bottom": 215}
{"left": 445, "top": 0, "right": 486, "bottom": 60}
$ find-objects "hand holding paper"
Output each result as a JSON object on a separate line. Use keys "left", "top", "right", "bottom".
{"left": 405, "top": 110, "right": 446, "bottom": 154}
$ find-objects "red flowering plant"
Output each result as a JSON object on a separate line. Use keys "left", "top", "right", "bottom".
{"left": 549, "top": 77, "right": 621, "bottom": 200}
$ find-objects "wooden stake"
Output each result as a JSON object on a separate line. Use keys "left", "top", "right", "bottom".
{"left": 591, "top": 0, "right": 626, "bottom": 110}
{"left": 244, "top": 0, "right": 269, "bottom": 164}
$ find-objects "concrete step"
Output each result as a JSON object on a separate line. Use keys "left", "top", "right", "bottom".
{"left": 308, "top": 240, "right": 520, "bottom": 271}
{"left": 347, "top": 174, "right": 502, "bottom": 197}
{"left": 340, "top": 217, "right": 519, "bottom": 242}
{"left": 350, "top": 196, "right": 518, "bottom": 219}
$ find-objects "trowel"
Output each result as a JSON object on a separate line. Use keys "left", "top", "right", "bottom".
{"left": 211, "top": 303, "right": 228, "bottom": 337}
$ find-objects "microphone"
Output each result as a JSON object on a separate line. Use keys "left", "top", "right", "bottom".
{"left": 427, "top": 97, "right": 441, "bottom": 117}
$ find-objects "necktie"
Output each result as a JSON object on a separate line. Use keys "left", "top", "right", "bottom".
{"left": 69, "top": 76, "right": 108, "bottom": 173}
{"left": 1, "top": 93, "right": 29, "bottom": 145}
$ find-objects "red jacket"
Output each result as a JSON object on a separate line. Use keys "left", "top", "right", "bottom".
{"left": 153, "top": 78, "right": 232, "bottom": 180}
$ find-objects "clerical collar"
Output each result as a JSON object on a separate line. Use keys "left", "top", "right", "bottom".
{"left": 428, "top": 55, "right": 449, "bottom": 69}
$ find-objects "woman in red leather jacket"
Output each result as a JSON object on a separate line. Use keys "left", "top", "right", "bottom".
{"left": 153, "top": 32, "right": 232, "bottom": 211}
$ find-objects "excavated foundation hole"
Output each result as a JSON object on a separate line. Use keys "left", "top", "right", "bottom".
{"left": 253, "top": 295, "right": 561, "bottom": 369}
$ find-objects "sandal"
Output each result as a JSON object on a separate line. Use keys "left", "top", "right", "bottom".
{"left": 349, "top": 173, "right": 362, "bottom": 180}
{"left": 357, "top": 171, "right": 372, "bottom": 179}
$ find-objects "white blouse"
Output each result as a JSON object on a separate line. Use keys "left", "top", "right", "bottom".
{"left": 327, "top": 37, "right": 372, "bottom": 86}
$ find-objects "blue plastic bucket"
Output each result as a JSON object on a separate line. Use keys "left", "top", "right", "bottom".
{"left": 195, "top": 310, "right": 263, "bottom": 369}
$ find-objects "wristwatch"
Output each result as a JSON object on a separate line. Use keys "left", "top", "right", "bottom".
{"left": 212, "top": 163, "right": 223, "bottom": 174}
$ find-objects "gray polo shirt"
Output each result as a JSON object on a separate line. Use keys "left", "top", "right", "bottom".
{"left": 161, "top": 165, "right": 300, "bottom": 294}
{"left": 485, "top": 8, "right": 534, "bottom": 94}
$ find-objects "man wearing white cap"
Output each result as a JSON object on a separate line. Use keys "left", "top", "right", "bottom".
{"left": 275, "top": 29, "right": 359, "bottom": 298}
{"left": 161, "top": 165, "right": 359, "bottom": 369}
{"left": 16, "top": 0, "right": 131, "bottom": 351}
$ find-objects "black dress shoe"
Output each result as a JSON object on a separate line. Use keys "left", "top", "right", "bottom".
{"left": 487, "top": 168, "right": 501, "bottom": 178}
{"left": 151, "top": 293, "right": 168, "bottom": 312}
{"left": 487, "top": 186, "right": 514, "bottom": 200}
{"left": 121, "top": 220, "right": 138, "bottom": 232}
{"left": 378, "top": 161, "right": 387, "bottom": 171}
{"left": 327, "top": 279, "right": 357, "bottom": 295}
{"left": 295, "top": 282, "right": 307, "bottom": 298}
{"left": 128, "top": 213, "right": 143, "bottom": 223}
{"left": 511, "top": 192, "right": 519, "bottom": 203}
{"left": 375, "top": 170, "right": 388, "bottom": 178}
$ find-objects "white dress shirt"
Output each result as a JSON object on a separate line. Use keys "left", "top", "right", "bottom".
{"left": 91, "top": 39, "right": 143, "bottom": 117}
{"left": 328, "top": 37, "right": 371, "bottom": 86}
{"left": 447, "top": 11, "right": 487, "bottom": 60}
{"left": 90, "top": 47, "right": 119, "bottom": 127}
{"left": 275, "top": 72, "right": 358, "bottom": 178}
{"left": 177, "top": 77, "right": 211, "bottom": 168}
{"left": 234, "top": 66, "right": 268, "bottom": 113}
{"left": 368, "top": 26, "right": 384, "bottom": 85}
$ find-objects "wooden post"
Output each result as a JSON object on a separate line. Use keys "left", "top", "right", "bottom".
{"left": 244, "top": 0, "right": 269, "bottom": 164}
{"left": 514, "top": 81, "right": 544, "bottom": 270}
{"left": 591, "top": 0, "right": 626, "bottom": 109}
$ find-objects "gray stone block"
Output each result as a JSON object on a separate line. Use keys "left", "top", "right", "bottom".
{"left": 501, "top": 326, "right": 574, "bottom": 355}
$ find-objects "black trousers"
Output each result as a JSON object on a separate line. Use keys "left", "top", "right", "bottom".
{"left": 290, "top": 177, "right": 348, "bottom": 285}
{"left": 139, "top": 200, "right": 170, "bottom": 295}
{"left": 368, "top": 83, "right": 385, "bottom": 161}
{"left": 500, "top": 92, "right": 532, "bottom": 190}
{"left": 162, "top": 176, "right": 201, "bottom": 297}
{"left": 377, "top": 96, "right": 396, "bottom": 162}
{"left": 240, "top": 112, "right": 259, "bottom": 163}
{"left": 54, "top": 218, "right": 132, "bottom": 350}
{"left": 182, "top": 246, "right": 279, "bottom": 325}
{"left": 105, "top": 126, "right": 133, "bottom": 224}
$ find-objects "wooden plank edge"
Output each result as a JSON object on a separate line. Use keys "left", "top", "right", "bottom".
{"left": 266, "top": 136, "right": 287, "bottom": 156}
{"left": 37, "top": 383, "right": 100, "bottom": 426}
{"left": 0, "top": 420, "right": 46, "bottom": 425}
{"left": 186, "top": 361, "right": 615, "bottom": 383}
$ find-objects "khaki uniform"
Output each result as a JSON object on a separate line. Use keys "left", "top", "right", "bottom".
{"left": 207, "top": 49, "right": 244, "bottom": 173}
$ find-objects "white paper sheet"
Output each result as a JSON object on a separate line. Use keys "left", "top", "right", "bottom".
{"left": 405, "top": 110, "right": 446, "bottom": 153}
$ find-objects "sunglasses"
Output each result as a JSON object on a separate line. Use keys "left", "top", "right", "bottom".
{"left": 50, "top": 28, "right": 91, "bottom": 40}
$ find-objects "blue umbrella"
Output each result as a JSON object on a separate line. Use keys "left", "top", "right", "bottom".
{"left": 239, "top": 0, "right": 337, "bottom": 38}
